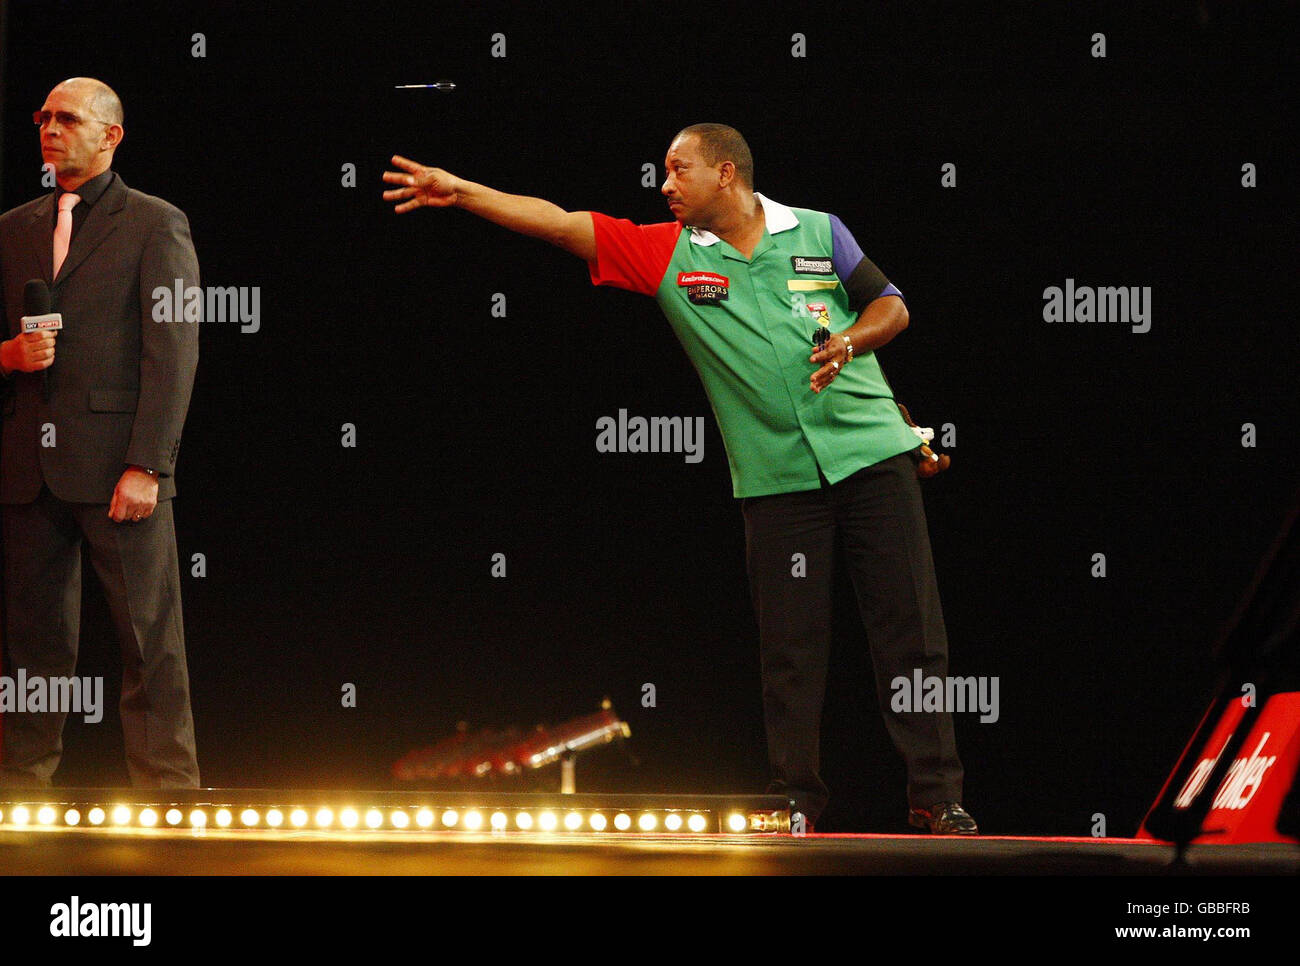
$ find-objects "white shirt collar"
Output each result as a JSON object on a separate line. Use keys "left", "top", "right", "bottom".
{"left": 688, "top": 192, "right": 798, "bottom": 246}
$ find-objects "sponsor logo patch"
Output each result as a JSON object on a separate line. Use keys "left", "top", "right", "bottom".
{"left": 678, "top": 271, "right": 729, "bottom": 305}
{"left": 791, "top": 256, "right": 834, "bottom": 275}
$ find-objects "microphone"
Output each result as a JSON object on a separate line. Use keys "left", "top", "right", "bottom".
{"left": 21, "top": 279, "right": 62, "bottom": 333}
{"left": 21, "top": 279, "right": 62, "bottom": 397}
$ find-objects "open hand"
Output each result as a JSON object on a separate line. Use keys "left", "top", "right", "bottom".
{"left": 382, "top": 156, "right": 460, "bottom": 212}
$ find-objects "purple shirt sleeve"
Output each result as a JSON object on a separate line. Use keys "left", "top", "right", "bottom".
{"left": 829, "top": 213, "right": 903, "bottom": 303}
{"left": 828, "top": 213, "right": 864, "bottom": 280}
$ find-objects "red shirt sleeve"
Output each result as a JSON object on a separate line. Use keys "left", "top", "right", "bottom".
{"left": 587, "top": 213, "right": 682, "bottom": 296}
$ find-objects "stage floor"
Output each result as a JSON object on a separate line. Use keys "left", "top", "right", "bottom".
{"left": 2, "top": 829, "right": 1296, "bottom": 875}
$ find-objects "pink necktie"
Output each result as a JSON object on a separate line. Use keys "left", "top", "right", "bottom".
{"left": 52, "top": 192, "right": 81, "bottom": 279}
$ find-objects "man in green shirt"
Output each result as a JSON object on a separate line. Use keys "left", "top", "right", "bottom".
{"left": 383, "top": 124, "right": 977, "bottom": 834}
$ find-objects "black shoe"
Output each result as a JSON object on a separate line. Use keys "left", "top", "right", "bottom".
{"left": 908, "top": 801, "right": 979, "bottom": 835}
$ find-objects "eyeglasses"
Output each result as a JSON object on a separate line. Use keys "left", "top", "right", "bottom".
{"left": 33, "top": 110, "right": 112, "bottom": 129}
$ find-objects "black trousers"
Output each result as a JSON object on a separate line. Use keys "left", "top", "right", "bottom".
{"left": 0, "top": 485, "right": 199, "bottom": 788}
{"left": 741, "top": 451, "right": 963, "bottom": 821}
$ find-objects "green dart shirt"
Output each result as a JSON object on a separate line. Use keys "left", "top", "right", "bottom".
{"left": 587, "top": 193, "right": 920, "bottom": 498}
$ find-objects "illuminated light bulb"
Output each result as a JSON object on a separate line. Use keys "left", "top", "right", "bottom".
{"left": 365, "top": 809, "right": 383, "bottom": 829}
{"left": 189, "top": 809, "right": 208, "bottom": 828}
{"left": 215, "top": 809, "right": 233, "bottom": 828}
{"left": 515, "top": 812, "right": 533, "bottom": 830}
{"left": 315, "top": 808, "right": 334, "bottom": 828}
{"left": 416, "top": 808, "right": 436, "bottom": 828}
{"left": 638, "top": 813, "right": 658, "bottom": 832}
{"left": 664, "top": 814, "right": 683, "bottom": 832}
{"left": 290, "top": 809, "right": 309, "bottom": 828}
{"left": 437, "top": 809, "right": 456, "bottom": 828}
{"left": 589, "top": 813, "right": 608, "bottom": 832}
{"left": 564, "top": 812, "right": 583, "bottom": 831}
{"left": 37, "top": 806, "right": 57, "bottom": 826}
{"left": 688, "top": 814, "right": 707, "bottom": 833}
{"left": 165, "top": 809, "right": 183, "bottom": 826}
{"left": 138, "top": 808, "right": 159, "bottom": 827}
{"left": 490, "top": 811, "right": 508, "bottom": 830}
{"left": 614, "top": 813, "right": 632, "bottom": 831}
{"left": 266, "top": 809, "right": 284, "bottom": 828}
{"left": 11, "top": 806, "right": 30, "bottom": 825}
{"left": 390, "top": 810, "right": 410, "bottom": 829}
{"left": 340, "top": 808, "right": 359, "bottom": 829}
{"left": 64, "top": 809, "right": 82, "bottom": 827}
{"left": 538, "top": 811, "right": 558, "bottom": 832}
{"left": 88, "top": 808, "right": 106, "bottom": 826}
{"left": 463, "top": 810, "right": 483, "bottom": 831}
{"left": 241, "top": 809, "right": 259, "bottom": 827}
{"left": 112, "top": 806, "right": 132, "bottom": 826}
{"left": 727, "top": 813, "right": 747, "bottom": 833}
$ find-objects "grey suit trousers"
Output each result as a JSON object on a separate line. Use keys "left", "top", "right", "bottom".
{"left": 0, "top": 485, "right": 198, "bottom": 787}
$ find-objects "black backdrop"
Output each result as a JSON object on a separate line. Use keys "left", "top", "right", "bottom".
{"left": 1, "top": 0, "right": 1295, "bottom": 835}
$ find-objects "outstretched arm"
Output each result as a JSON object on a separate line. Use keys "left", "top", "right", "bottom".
{"left": 382, "top": 155, "right": 596, "bottom": 261}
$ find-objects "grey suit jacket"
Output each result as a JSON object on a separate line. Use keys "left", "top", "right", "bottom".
{"left": 0, "top": 172, "right": 199, "bottom": 504}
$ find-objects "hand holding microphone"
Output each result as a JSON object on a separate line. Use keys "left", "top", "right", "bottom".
{"left": 2, "top": 279, "right": 61, "bottom": 372}
{"left": 4, "top": 332, "right": 58, "bottom": 371}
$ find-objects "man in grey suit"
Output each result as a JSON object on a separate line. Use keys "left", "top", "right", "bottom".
{"left": 0, "top": 77, "right": 199, "bottom": 787}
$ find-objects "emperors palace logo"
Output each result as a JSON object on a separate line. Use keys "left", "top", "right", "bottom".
{"left": 678, "top": 271, "right": 729, "bottom": 305}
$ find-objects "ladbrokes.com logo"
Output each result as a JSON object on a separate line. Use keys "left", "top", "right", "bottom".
{"left": 1173, "top": 732, "right": 1277, "bottom": 811}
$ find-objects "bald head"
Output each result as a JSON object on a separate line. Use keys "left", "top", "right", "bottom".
{"left": 39, "top": 77, "right": 125, "bottom": 189}
{"left": 54, "top": 77, "right": 124, "bottom": 126}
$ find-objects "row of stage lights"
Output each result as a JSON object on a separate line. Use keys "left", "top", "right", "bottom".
{"left": 0, "top": 804, "right": 757, "bottom": 834}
